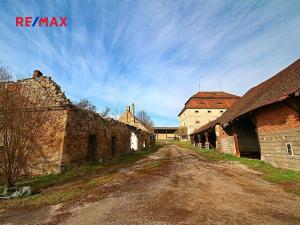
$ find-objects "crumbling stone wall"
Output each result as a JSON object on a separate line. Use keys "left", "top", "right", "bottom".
{"left": 1, "top": 72, "right": 71, "bottom": 176}
{"left": 2, "top": 71, "right": 155, "bottom": 176}
{"left": 25, "top": 109, "right": 68, "bottom": 174}
{"left": 256, "top": 102, "right": 300, "bottom": 170}
{"left": 61, "top": 107, "right": 133, "bottom": 169}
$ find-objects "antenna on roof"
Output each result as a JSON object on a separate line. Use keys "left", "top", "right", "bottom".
{"left": 219, "top": 81, "right": 222, "bottom": 91}
{"left": 198, "top": 82, "right": 201, "bottom": 92}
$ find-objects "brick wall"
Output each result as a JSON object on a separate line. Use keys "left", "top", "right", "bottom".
{"left": 216, "top": 125, "right": 237, "bottom": 155}
{"left": 256, "top": 102, "right": 300, "bottom": 170}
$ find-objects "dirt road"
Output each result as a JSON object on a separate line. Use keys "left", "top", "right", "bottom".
{"left": 2, "top": 145, "right": 300, "bottom": 224}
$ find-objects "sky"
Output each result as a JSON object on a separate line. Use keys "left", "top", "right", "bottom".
{"left": 0, "top": 0, "right": 300, "bottom": 126}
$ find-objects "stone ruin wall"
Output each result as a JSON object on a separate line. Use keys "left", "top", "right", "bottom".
{"left": 1, "top": 72, "right": 155, "bottom": 175}
{"left": 61, "top": 107, "right": 134, "bottom": 169}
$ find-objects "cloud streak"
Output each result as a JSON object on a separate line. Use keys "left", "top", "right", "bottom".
{"left": 0, "top": 0, "right": 300, "bottom": 126}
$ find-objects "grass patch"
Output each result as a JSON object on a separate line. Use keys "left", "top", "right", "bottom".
{"left": 169, "top": 140, "right": 300, "bottom": 195}
{"left": 0, "top": 144, "right": 163, "bottom": 209}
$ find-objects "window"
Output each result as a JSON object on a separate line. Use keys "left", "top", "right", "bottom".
{"left": 195, "top": 110, "right": 199, "bottom": 113}
{"left": 286, "top": 143, "right": 293, "bottom": 156}
{"left": 196, "top": 121, "right": 200, "bottom": 124}
{"left": 208, "top": 110, "right": 211, "bottom": 113}
{"left": 220, "top": 110, "right": 224, "bottom": 113}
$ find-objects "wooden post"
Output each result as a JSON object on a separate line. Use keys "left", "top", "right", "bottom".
{"left": 205, "top": 132, "right": 209, "bottom": 149}
{"left": 233, "top": 133, "right": 241, "bottom": 157}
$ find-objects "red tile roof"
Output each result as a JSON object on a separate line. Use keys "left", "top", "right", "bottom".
{"left": 190, "top": 58, "right": 300, "bottom": 136}
{"left": 219, "top": 58, "right": 300, "bottom": 126}
{"left": 178, "top": 91, "right": 240, "bottom": 116}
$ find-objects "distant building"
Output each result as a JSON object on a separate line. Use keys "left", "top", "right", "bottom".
{"left": 154, "top": 127, "right": 178, "bottom": 140}
{"left": 119, "top": 103, "right": 151, "bottom": 133}
{"left": 178, "top": 91, "right": 240, "bottom": 137}
{"left": 119, "top": 103, "right": 155, "bottom": 149}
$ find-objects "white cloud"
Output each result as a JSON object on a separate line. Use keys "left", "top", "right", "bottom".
{"left": 0, "top": 0, "right": 299, "bottom": 126}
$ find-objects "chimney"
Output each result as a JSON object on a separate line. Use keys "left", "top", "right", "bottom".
{"left": 131, "top": 103, "right": 135, "bottom": 116}
{"left": 126, "top": 105, "right": 130, "bottom": 112}
{"left": 33, "top": 70, "right": 43, "bottom": 78}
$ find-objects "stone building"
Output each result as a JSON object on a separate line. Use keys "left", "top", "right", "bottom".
{"left": 190, "top": 59, "right": 300, "bottom": 170}
{"left": 1, "top": 70, "right": 153, "bottom": 175}
{"left": 178, "top": 91, "right": 240, "bottom": 138}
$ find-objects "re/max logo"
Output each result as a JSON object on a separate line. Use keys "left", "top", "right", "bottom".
{"left": 16, "top": 17, "right": 67, "bottom": 27}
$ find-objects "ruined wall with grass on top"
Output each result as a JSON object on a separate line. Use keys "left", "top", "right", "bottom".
{"left": 61, "top": 107, "right": 134, "bottom": 170}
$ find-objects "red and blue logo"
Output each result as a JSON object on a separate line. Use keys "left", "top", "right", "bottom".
{"left": 16, "top": 17, "right": 67, "bottom": 27}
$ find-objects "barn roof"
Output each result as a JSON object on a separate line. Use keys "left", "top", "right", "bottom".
{"left": 190, "top": 58, "right": 300, "bottom": 136}
{"left": 219, "top": 58, "right": 300, "bottom": 125}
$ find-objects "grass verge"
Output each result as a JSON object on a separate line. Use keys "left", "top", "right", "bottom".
{"left": 0, "top": 144, "right": 163, "bottom": 209}
{"left": 167, "top": 140, "right": 300, "bottom": 195}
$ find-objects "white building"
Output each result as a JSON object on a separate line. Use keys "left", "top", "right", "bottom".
{"left": 178, "top": 91, "right": 240, "bottom": 138}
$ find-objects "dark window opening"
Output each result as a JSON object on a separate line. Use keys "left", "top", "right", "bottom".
{"left": 111, "top": 136, "right": 117, "bottom": 157}
{"left": 195, "top": 110, "right": 199, "bottom": 113}
{"left": 196, "top": 121, "right": 200, "bottom": 124}
{"left": 208, "top": 110, "right": 211, "bottom": 113}
{"left": 220, "top": 110, "right": 224, "bottom": 113}
{"left": 286, "top": 143, "right": 293, "bottom": 156}
{"left": 87, "top": 135, "right": 97, "bottom": 161}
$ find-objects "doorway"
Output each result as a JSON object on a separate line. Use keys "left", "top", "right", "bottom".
{"left": 111, "top": 136, "right": 117, "bottom": 157}
{"left": 87, "top": 135, "right": 97, "bottom": 161}
{"left": 130, "top": 132, "right": 138, "bottom": 151}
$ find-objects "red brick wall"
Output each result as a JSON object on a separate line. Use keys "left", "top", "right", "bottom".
{"left": 216, "top": 125, "right": 237, "bottom": 155}
{"left": 256, "top": 101, "right": 300, "bottom": 170}
{"left": 256, "top": 103, "right": 300, "bottom": 132}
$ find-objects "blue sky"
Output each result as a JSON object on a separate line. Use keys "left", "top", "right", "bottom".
{"left": 0, "top": 0, "right": 300, "bottom": 126}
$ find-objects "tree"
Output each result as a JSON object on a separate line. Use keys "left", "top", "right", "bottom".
{"left": 0, "top": 66, "right": 53, "bottom": 187}
{"left": 99, "top": 106, "right": 111, "bottom": 117}
{"left": 75, "top": 98, "right": 97, "bottom": 112}
{"left": 175, "top": 126, "right": 188, "bottom": 139}
{"left": 136, "top": 110, "right": 154, "bottom": 132}
{"left": 75, "top": 99, "right": 111, "bottom": 118}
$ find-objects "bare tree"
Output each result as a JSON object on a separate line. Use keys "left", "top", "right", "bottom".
{"left": 136, "top": 110, "right": 154, "bottom": 132}
{"left": 0, "top": 67, "right": 53, "bottom": 187}
{"left": 175, "top": 126, "right": 188, "bottom": 139}
{"left": 75, "top": 98, "right": 97, "bottom": 112}
{"left": 99, "top": 106, "right": 111, "bottom": 117}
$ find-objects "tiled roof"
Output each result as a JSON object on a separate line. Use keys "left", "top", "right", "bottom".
{"left": 218, "top": 58, "right": 300, "bottom": 125}
{"left": 190, "top": 120, "right": 217, "bottom": 136}
{"left": 178, "top": 91, "right": 240, "bottom": 116}
{"left": 190, "top": 58, "right": 300, "bottom": 136}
